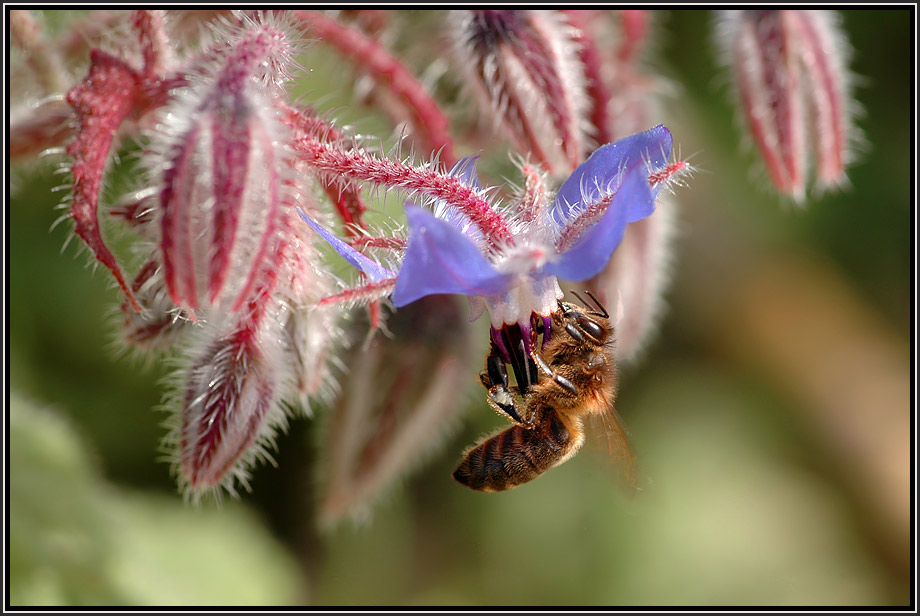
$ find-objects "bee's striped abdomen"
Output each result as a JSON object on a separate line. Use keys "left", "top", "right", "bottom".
{"left": 453, "top": 408, "right": 576, "bottom": 492}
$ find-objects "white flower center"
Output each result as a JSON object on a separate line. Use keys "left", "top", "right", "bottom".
{"left": 485, "top": 274, "right": 562, "bottom": 329}
{"left": 494, "top": 241, "right": 553, "bottom": 275}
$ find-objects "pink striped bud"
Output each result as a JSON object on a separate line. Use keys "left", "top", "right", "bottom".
{"left": 155, "top": 21, "right": 294, "bottom": 315}
{"left": 718, "top": 10, "right": 855, "bottom": 201}
{"left": 317, "top": 295, "right": 476, "bottom": 525}
{"left": 171, "top": 307, "right": 286, "bottom": 496}
{"left": 588, "top": 194, "right": 677, "bottom": 363}
{"left": 449, "top": 10, "right": 590, "bottom": 174}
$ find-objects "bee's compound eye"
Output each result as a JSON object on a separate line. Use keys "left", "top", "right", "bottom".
{"left": 576, "top": 314, "right": 604, "bottom": 342}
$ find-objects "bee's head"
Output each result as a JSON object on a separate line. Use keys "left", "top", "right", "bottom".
{"left": 555, "top": 300, "right": 609, "bottom": 347}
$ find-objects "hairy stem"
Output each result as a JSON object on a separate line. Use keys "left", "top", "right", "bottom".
{"left": 291, "top": 131, "right": 515, "bottom": 248}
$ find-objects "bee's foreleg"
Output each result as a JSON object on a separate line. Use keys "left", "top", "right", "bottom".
{"left": 563, "top": 321, "right": 584, "bottom": 343}
{"left": 484, "top": 386, "right": 530, "bottom": 427}
{"left": 480, "top": 350, "right": 531, "bottom": 427}
{"left": 479, "top": 352, "right": 508, "bottom": 390}
{"left": 532, "top": 352, "right": 577, "bottom": 396}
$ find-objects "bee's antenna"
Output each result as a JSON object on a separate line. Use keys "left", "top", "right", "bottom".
{"left": 569, "top": 290, "right": 589, "bottom": 308}
{"left": 570, "top": 290, "right": 608, "bottom": 319}
{"left": 584, "top": 290, "right": 609, "bottom": 319}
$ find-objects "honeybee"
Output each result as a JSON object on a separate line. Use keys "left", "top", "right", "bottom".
{"left": 453, "top": 292, "right": 636, "bottom": 492}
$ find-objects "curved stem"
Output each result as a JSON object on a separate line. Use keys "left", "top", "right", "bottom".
{"left": 291, "top": 131, "right": 515, "bottom": 248}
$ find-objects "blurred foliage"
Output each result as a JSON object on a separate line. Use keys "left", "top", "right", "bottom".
{"left": 9, "top": 392, "right": 303, "bottom": 605}
{"left": 8, "top": 9, "right": 911, "bottom": 607}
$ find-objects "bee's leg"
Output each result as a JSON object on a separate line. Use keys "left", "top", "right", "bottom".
{"left": 484, "top": 386, "right": 531, "bottom": 427}
{"left": 479, "top": 352, "right": 508, "bottom": 390}
{"left": 563, "top": 321, "right": 584, "bottom": 343}
{"left": 480, "top": 351, "right": 531, "bottom": 427}
{"left": 532, "top": 352, "right": 578, "bottom": 397}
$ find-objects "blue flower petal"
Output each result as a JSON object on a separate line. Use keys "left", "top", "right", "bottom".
{"left": 548, "top": 125, "right": 672, "bottom": 227}
{"left": 296, "top": 207, "right": 394, "bottom": 282}
{"left": 543, "top": 165, "right": 654, "bottom": 282}
{"left": 392, "top": 205, "right": 513, "bottom": 307}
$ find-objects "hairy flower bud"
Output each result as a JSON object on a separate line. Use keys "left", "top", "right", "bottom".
{"left": 168, "top": 306, "right": 287, "bottom": 497}
{"left": 449, "top": 9, "right": 590, "bottom": 174}
{"left": 316, "top": 295, "right": 477, "bottom": 526}
{"left": 155, "top": 22, "right": 294, "bottom": 315}
{"left": 717, "top": 10, "right": 855, "bottom": 201}
{"left": 588, "top": 194, "right": 677, "bottom": 363}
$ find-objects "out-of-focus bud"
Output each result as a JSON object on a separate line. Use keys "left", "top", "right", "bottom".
{"left": 154, "top": 22, "right": 294, "bottom": 315}
{"left": 316, "top": 295, "right": 479, "bottom": 526}
{"left": 449, "top": 9, "right": 590, "bottom": 175}
{"left": 9, "top": 9, "right": 68, "bottom": 95}
{"left": 169, "top": 305, "right": 287, "bottom": 498}
{"left": 718, "top": 10, "right": 855, "bottom": 201}
{"left": 284, "top": 304, "right": 340, "bottom": 408}
{"left": 119, "top": 258, "right": 188, "bottom": 350}
{"left": 275, "top": 198, "right": 342, "bottom": 409}
{"left": 587, "top": 193, "right": 677, "bottom": 364}
{"left": 10, "top": 98, "right": 74, "bottom": 163}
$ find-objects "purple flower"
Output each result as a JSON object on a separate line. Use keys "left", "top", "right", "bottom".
{"left": 305, "top": 125, "right": 672, "bottom": 367}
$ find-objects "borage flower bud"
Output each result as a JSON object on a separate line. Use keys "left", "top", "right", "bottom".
{"left": 168, "top": 303, "right": 287, "bottom": 497}
{"left": 717, "top": 10, "right": 855, "bottom": 201}
{"left": 317, "top": 295, "right": 476, "bottom": 526}
{"left": 588, "top": 193, "right": 678, "bottom": 363}
{"left": 450, "top": 9, "right": 590, "bottom": 174}
{"left": 154, "top": 21, "right": 295, "bottom": 315}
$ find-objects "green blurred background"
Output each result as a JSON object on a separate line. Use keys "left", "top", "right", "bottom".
{"left": 9, "top": 10, "right": 911, "bottom": 606}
